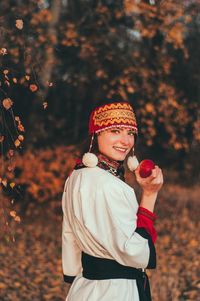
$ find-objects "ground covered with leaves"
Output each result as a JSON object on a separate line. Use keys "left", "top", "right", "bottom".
{"left": 0, "top": 182, "right": 199, "bottom": 301}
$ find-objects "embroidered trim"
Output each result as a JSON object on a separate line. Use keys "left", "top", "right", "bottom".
{"left": 95, "top": 124, "right": 138, "bottom": 134}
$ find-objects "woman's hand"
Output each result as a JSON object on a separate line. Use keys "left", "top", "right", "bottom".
{"left": 135, "top": 165, "right": 163, "bottom": 195}
{"left": 135, "top": 165, "right": 163, "bottom": 212}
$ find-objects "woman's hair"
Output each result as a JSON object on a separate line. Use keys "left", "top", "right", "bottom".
{"left": 79, "top": 134, "right": 99, "bottom": 158}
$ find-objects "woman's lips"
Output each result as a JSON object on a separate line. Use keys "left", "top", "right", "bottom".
{"left": 113, "top": 146, "right": 128, "bottom": 153}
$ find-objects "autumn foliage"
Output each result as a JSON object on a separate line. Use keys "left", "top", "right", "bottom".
{"left": 1, "top": 145, "right": 77, "bottom": 212}
{"left": 0, "top": 0, "right": 199, "bottom": 151}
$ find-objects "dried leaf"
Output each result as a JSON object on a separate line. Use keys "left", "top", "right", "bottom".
{"left": 3, "top": 70, "right": 9, "bottom": 75}
{"left": 14, "top": 139, "right": 21, "bottom": 148}
{"left": 29, "top": 84, "right": 38, "bottom": 92}
{"left": 15, "top": 19, "right": 23, "bottom": 30}
{"left": 25, "top": 75, "right": 30, "bottom": 81}
{"left": 4, "top": 80, "right": 10, "bottom": 87}
{"left": 43, "top": 102, "right": 48, "bottom": 109}
{"left": 0, "top": 48, "right": 7, "bottom": 55}
{"left": 18, "top": 124, "right": 25, "bottom": 132}
{"left": 8, "top": 149, "right": 14, "bottom": 157}
{"left": 10, "top": 182, "right": 16, "bottom": 189}
{"left": 0, "top": 283, "right": 6, "bottom": 289}
{"left": 7, "top": 166, "right": 14, "bottom": 172}
{"left": 127, "top": 86, "right": 135, "bottom": 93}
{"left": 14, "top": 216, "right": 21, "bottom": 222}
{"left": 2, "top": 179, "right": 7, "bottom": 187}
{"left": 2, "top": 98, "right": 13, "bottom": 110}
{"left": 145, "top": 103, "right": 154, "bottom": 113}
{"left": 0, "top": 136, "right": 4, "bottom": 143}
{"left": 15, "top": 116, "right": 20, "bottom": 122}
{"left": 18, "top": 135, "right": 24, "bottom": 142}
{"left": 10, "top": 210, "right": 16, "bottom": 217}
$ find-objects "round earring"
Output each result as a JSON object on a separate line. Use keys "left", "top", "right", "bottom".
{"left": 82, "top": 134, "right": 98, "bottom": 167}
{"left": 127, "top": 147, "right": 139, "bottom": 172}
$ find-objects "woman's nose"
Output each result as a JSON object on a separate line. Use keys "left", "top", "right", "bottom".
{"left": 120, "top": 134, "right": 129, "bottom": 145}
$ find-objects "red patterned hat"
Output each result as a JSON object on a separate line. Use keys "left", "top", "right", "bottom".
{"left": 89, "top": 102, "right": 138, "bottom": 134}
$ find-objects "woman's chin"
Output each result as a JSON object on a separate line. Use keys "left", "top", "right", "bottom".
{"left": 111, "top": 151, "right": 127, "bottom": 161}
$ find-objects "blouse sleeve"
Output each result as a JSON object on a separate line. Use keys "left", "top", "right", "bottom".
{"left": 85, "top": 178, "right": 156, "bottom": 269}
{"left": 62, "top": 179, "right": 82, "bottom": 283}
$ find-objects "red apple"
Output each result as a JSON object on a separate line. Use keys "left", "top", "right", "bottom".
{"left": 139, "top": 159, "right": 155, "bottom": 178}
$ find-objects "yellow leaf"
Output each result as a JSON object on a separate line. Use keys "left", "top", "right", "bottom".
{"left": 14, "top": 139, "right": 21, "bottom": 147}
{"left": 10, "top": 182, "right": 16, "bottom": 189}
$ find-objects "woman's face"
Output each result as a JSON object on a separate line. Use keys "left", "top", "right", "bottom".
{"left": 97, "top": 127, "right": 135, "bottom": 161}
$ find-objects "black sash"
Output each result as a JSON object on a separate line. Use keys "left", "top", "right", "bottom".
{"left": 82, "top": 252, "right": 152, "bottom": 301}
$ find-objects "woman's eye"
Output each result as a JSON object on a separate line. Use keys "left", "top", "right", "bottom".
{"left": 128, "top": 131, "right": 135, "bottom": 136}
{"left": 111, "top": 129, "right": 120, "bottom": 134}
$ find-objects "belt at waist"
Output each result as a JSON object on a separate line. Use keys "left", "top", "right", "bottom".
{"left": 81, "top": 252, "right": 152, "bottom": 301}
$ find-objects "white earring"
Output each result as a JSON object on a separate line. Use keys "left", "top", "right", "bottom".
{"left": 127, "top": 147, "right": 139, "bottom": 171}
{"left": 82, "top": 134, "right": 98, "bottom": 168}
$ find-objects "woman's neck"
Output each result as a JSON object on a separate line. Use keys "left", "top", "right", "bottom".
{"left": 97, "top": 153, "right": 125, "bottom": 181}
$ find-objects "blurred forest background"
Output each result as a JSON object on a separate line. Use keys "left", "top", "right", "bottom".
{"left": 0, "top": 1, "right": 199, "bottom": 301}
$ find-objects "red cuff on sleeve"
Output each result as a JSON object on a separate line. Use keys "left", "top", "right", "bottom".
{"left": 137, "top": 207, "right": 158, "bottom": 243}
{"left": 137, "top": 207, "right": 158, "bottom": 221}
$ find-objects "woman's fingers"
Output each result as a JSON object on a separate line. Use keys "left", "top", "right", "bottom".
{"left": 151, "top": 168, "right": 163, "bottom": 188}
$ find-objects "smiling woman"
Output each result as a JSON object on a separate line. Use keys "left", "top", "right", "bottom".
{"left": 97, "top": 127, "right": 135, "bottom": 161}
{"left": 61, "top": 102, "right": 163, "bottom": 301}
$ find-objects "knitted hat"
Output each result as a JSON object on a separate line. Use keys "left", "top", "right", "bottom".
{"left": 89, "top": 102, "right": 138, "bottom": 134}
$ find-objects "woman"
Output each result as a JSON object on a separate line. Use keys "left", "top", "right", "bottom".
{"left": 62, "top": 102, "right": 163, "bottom": 301}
